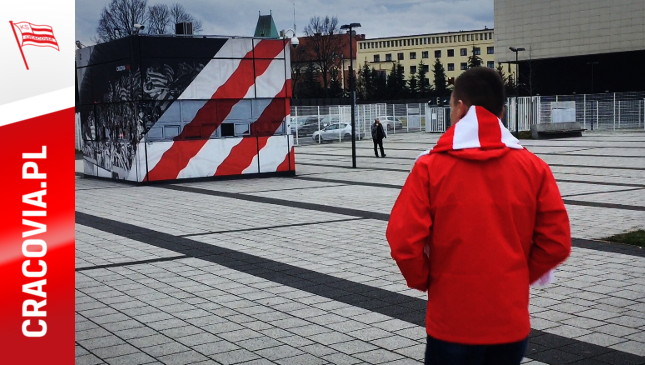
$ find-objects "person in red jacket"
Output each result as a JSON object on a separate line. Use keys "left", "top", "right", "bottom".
{"left": 386, "top": 67, "right": 571, "bottom": 365}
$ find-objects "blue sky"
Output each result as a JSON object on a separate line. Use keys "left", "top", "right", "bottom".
{"left": 75, "top": 0, "right": 494, "bottom": 46}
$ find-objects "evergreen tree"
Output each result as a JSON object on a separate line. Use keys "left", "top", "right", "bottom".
{"left": 328, "top": 68, "right": 344, "bottom": 98}
{"left": 372, "top": 68, "right": 387, "bottom": 100}
{"left": 417, "top": 61, "right": 432, "bottom": 98}
{"left": 468, "top": 46, "right": 483, "bottom": 68}
{"left": 356, "top": 61, "right": 371, "bottom": 100}
{"left": 408, "top": 70, "right": 419, "bottom": 99}
{"left": 298, "top": 62, "right": 323, "bottom": 98}
{"left": 386, "top": 63, "right": 408, "bottom": 99}
{"left": 432, "top": 58, "right": 447, "bottom": 98}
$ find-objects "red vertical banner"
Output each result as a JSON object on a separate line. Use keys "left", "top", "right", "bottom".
{"left": 0, "top": 108, "right": 75, "bottom": 364}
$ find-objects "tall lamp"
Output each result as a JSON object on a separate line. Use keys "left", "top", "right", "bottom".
{"left": 340, "top": 22, "right": 361, "bottom": 168}
{"left": 509, "top": 47, "right": 525, "bottom": 137}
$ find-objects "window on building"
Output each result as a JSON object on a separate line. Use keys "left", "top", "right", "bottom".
{"left": 489, "top": 32, "right": 493, "bottom": 39}
{"left": 460, "top": 48, "right": 467, "bottom": 56}
{"left": 220, "top": 124, "right": 234, "bottom": 137}
{"left": 447, "top": 63, "right": 455, "bottom": 71}
{"left": 460, "top": 63, "right": 467, "bottom": 70}
{"left": 397, "top": 52, "right": 404, "bottom": 60}
{"left": 487, "top": 46, "right": 494, "bottom": 54}
{"left": 410, "top": 52, "right": 417, "bottom": 59}
{"left": 487, "top": 61, "right": 495, "bottom": 68}
{"left": 484, "top": 33, "right": 488, "bottom": 40}
{"left": 435, "top": 50, "right": 441, "bottom": 58}
{"left": 374, "top": 54, "right": 380, "bottom": 62}
{"left": 447, "top": 49, "right": 454, "bottom": 57}
{"left": 423, "top": 64, "right": 429, "bottom": 72}
{"left": 474, "top": 47, "right": 481, "bottom": 55}
{"left": 410, "top": 65, "right": 417, "bottom": 74}
{"left": 476, "top": 34, "right": 479, "bottom": 41}
{"left": 467, "top": 34, "right": 470, "bottom": 41}
{"left": 449, "top": 36, "right": 453, "bottom": 42}
{"left": 424, "top": 38, "right": 428, "bottom": 44}
{"left": 387, "top": 41, "right": 391, "bottom": 47}
{"left": 385, "top": 53, "right": 392, "bottom": 62}
{"left": 422, "top": 51, "right": 429, "bottom": 58}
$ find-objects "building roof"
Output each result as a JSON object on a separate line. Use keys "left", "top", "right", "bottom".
{"left": 359, "top": 28, "right": 494, "bottom": 42}
{"left": 254, "top": 14, "right": 279, "bottom": 39}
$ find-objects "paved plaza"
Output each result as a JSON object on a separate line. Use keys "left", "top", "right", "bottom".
{"left": 75, "top": 131, "right": 645, "bottom": 365}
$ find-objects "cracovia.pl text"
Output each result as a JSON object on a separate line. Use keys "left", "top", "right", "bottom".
{"left": 21, "top": 146, "right": 48, "bottom": 337}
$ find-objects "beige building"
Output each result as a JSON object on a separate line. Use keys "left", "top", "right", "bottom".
{"left": 356, "top": 28, "right": 502, "bottom": 87}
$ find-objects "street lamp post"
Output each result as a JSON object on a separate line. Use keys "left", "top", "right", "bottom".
{"left": 340, "top": 22, "right": 361, "bottom": 168}
{"left": 509, "top": 47, "right": 525, "bottom": 137}
{"left": 587, "top": 61, "right": 599, "bottom": 130}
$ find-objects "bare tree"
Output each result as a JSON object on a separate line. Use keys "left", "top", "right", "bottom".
{"left": 304, "top": 16, "right": 344, "bottom": 96}
{"left": 96, "top": 0, "right": 149, "bottom": 43}
{"left": 147, "top": 4, "right": 170, "bottom": 35}
{"left": 169, "top": 3, "right": 203, "bottom": 33}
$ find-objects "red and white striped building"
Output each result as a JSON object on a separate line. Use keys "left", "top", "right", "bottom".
{"left": 76, "top": 35, "right": 295, "bottom": 183}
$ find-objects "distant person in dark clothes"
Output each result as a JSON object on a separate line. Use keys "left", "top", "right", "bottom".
{"left": 371, "top": 118, "right": 387, "bottom": 157}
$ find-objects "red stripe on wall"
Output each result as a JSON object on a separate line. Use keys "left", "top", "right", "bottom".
{"left": 215, "top": 137, "right": 267, "bottom": 176}
{"left": 476, "top": 106, "right": 505, "bottom": 150}
{"left": 146, "top": 40, "right": 286, "bottom": 181}
{"left": 276, "top": 146, "right": 294, "bottom": 172}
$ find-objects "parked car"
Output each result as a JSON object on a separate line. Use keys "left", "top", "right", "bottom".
{"left": 312, "top": 123, "right": 364, "bottom": 143}
{"left": 377, "top": 116, "right": 404, "bottom": 131}
{"left": 291, "top": 116, "right": 327, "bottom": 136}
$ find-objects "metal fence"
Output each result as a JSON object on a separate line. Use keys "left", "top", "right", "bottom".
{"left": 506, "top": 91, "right": 645, "bottom": 133}
{"left": 290, "top": 103, "right": 428, "bottom": 145}
{"left": 75, "top": 92, "right": 645, "bottom": 151}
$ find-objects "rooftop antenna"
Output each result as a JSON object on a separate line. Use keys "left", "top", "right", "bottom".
{"left": 293, "top": 3, "right": 296, "bottom": 34}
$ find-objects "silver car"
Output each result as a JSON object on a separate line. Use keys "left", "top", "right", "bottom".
{"left": 377, "top": 116, "right": 404, "bottom": 131}
{"left": 312, "top": 123, "right": 363, "bottom": 143}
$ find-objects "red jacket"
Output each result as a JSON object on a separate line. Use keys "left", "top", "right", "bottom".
{"left": 386, "top": 106, "right": 571, "bottom": 344}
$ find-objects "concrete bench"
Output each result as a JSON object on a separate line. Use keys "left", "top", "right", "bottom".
{"left": 530, "top": 122, "right": 586, "bottom": 139}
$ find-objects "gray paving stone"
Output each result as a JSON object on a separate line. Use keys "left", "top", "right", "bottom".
{"left": 218, "top": 328, "right": 263, "bottom": 342}
{"left": 560, "top": 316, "right": 606, "bottom": 329}
{"left": 176, "top": 332, "right": 220, "bottom": 347}
{"left": 92, "top": 343, "right": 140, "bottom": 359}
{"left": 237, "top": 336, "right": 283, "bottom": 351}
{"left": 322, "top": 352, "right": 363, "bottom": 365}
{"left": 192, "top": 340, "right": 240, "bottom": 356}
{"left": 594, "top": 323, "right": 641, "bottom": 337}
{"left": 300, "top": 343, "right": 337, "bottom": 357}
{"left": 575, "top": 333, "right": 627, "bottom": 347}
{"left": 370, "top": 335, "right": 420, "bottom": 351}
{"left": 75, "top": 353, "right": 105, "bottom": 365}
{"left": 329, "top": 340, "right": 378, "bottom": 354}
{"left": 157, "top": 350, "right": 209, "bottom": 365}
{"left": 609, "top": 340, "right": 645, "bottom": 357}
{"left": 279, "top": 334, "right": 315, "bottom": 347}
{"left": 308, "top": 332, "right": 355, "bottom": 345}
{"left": 104, "top": 352, "right": 156, "bottom": 365}
{"left": 275, "top": 353, "right": 327, "bottom": 365}
{"left": 141, "top": 342, "right": 190, "bottom": 357}
{"left": 347, "top": 327, "right": 393, "bottom": 341}
{"left": 577, "top": 308, "right": 622, "bottom": 321}
{"left": 78, "top": 335, "right": 125, "bottom": 350}
{"left": 255, "top": 345, "right": 304, "bottom": 361}
{"left": 353, "top": 348, "right": 405, "bottom": 364}
{"left": 160, "top": 326, "right": 204, "bottom": 338}
{"left": 128, "top": 334, "right": 174, "bottom": 348}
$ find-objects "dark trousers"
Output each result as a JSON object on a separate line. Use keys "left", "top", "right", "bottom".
{"left": 373, "top": 138, "right": 385, "bottom": 157}
{"left": 425, "top": 335, "right": 528, "bottom": 365}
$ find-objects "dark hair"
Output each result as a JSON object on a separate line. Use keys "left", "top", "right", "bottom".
{"left": 452, "top": 67, "right": 505, "bottom": 116}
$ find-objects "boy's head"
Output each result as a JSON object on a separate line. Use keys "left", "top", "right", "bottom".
{"left": 450, "top": 67, "right": 506, "bottom": 125}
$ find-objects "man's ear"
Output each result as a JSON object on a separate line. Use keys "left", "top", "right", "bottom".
{"left": 457, "top": 100, "right": 469, "bottom": 119}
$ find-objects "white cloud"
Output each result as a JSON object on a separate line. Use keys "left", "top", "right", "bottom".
{"left": 75, "top": 0, "right": 493, "bottom": 46}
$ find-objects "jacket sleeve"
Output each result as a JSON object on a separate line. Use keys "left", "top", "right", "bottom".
{"left": 386, "top": 160, "right": 432, "bottom": 291}
{"left": 529, "top": 164, "right": 571, "bottom": 284}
